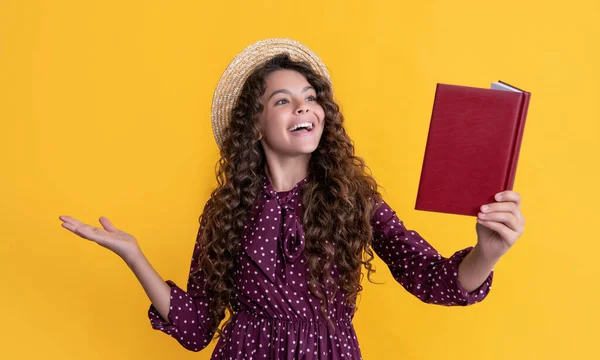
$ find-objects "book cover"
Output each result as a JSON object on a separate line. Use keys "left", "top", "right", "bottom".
{"left": 414, "top": 81, "right": 531, "bottom": 216}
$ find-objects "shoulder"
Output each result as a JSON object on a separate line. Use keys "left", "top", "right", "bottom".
{"left": 370, "top": 195, "right": 393, "bottom": 221}
{"left": 370, "top": 195, "right": 407, "bottom": 236}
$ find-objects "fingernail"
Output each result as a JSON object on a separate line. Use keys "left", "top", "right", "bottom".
{"left": 496, "top": 193, "right": 503, "bottom": 200}
{"left": 481, "top": 205, "right": 489, "bottom": 212}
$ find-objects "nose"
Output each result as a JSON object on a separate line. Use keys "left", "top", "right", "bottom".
{"left": 296, "top": 106, "right": 310, "bottom": 114}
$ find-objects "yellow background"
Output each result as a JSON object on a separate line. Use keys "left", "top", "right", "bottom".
{"left": 1, "top": 0, "right": 598, "bottom": 359}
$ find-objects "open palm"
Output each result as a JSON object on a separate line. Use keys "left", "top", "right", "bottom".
{"left": 59, "top": 215, "right": 140, "bottom": 260}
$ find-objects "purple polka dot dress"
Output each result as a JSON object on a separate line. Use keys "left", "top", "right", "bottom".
{"left": 148, "top": 174, "right": 493, "bottom": 358}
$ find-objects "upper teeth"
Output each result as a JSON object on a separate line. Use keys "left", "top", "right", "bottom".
{"left": 288, "top": 122, "right": 313, "bottom": 132}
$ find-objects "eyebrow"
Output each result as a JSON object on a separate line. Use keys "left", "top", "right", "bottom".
{"left": 267, "top": 86, "right": 315, "bottom": 101}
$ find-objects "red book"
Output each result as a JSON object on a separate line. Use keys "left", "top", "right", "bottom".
{"left": 414, "top": 81, "right": 531, "bottom": 217}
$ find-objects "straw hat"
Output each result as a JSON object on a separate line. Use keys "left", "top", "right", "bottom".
{"left": 210, "top": 38, "right": 332, "bottom": 150}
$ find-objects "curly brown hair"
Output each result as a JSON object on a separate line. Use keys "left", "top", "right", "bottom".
{"left": 192, "top": 53, "right": 384, "bottom": 341}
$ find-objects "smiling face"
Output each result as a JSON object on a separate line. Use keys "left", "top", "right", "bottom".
{"left": 257, "top": 69, "right": 326, "bottom": 157}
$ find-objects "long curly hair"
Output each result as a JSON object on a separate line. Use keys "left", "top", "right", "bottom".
{"left": 192, "top": 53, "right": 384, "bottom": 341}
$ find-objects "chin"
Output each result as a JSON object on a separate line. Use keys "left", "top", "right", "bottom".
{"left": 267, "top": 133, "right": 323, "bottom": 156}
{"left": 288, "top": 144, "right": 318, "bottom": 155}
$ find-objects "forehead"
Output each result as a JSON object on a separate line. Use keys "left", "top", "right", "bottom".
{"left": 264, "top": 69, "right": 310, "bottom": 89}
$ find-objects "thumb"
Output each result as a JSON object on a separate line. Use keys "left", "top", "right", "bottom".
{"left": 98, "top": 216, "right": 120, "bottom": 232}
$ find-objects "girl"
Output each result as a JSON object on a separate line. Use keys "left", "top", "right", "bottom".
{"left": 59, "top": 38, "right": 525, "bottom": 359}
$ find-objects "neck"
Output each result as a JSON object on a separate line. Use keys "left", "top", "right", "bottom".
{"left": 264, "top": 153, "right": 310, "bottom": 192}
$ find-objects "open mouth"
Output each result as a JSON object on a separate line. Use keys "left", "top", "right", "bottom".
{"left": 288, "top": 122, "right": 314, "bottom": 133}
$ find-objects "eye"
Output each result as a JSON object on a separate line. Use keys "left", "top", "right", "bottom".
{"left": 275, "top": 95, "right": 317, "bottom": 105}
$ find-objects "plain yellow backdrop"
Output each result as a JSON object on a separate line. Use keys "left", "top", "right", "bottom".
{"left": 1, "top": 0, "right": 598, "bottom": 359}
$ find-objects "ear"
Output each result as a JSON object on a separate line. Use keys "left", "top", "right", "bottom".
{"left": 257, "top": 132, "right": 262, "bottom": 141}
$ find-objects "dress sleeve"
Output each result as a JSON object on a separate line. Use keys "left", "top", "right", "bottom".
{"left": 147, "top": 201, "right": 217, "bottom": 352}
{"left": 370, "top": 197, "right": 493, "bottom": 306}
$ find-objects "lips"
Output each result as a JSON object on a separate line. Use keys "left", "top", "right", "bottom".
{"left": 288, "top": 123, "right": 315, "bottom": 137}
{"left": 288, "top": 121, "right": 314, "bottom": 132}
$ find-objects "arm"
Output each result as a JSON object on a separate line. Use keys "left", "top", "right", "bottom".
{"left": 58, "top": 200, "right": 217, "bottom": 351}
{"left": 129, "top": 202, "right": 219, "bottom": 352}
{"left": 370, "top": 197, "right": 493, "bottom": 306}
{"left": 125, "top": 251, "right": 172, "bottom": 323}
{"left": 457, "top": 244, "right": 499, "bottom": 293}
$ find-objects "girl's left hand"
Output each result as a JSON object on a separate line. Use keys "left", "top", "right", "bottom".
{"left": 476, "top": 191, "right": 525, "bottom": 260}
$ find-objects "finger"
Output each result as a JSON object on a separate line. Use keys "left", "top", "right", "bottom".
{"left": 495, "top": 191, "right": 521, "bottom": 207}
{"left": 59, "top": 215, "right": 87, "bottom": 227}
{"left": 477, "top": 211, "right": 519, "bottom": 232}
{"left": 481, "top": 202, "right": 523, "bottom": 223}
{"left": 61, "top": 221, "right": 103, "bottom": 242}
{"left": 99, "top": 217, "right": 119, "bottom": 233}
{"left": 60, "top": 215, "right": 119, "bottom": 235}
{"left": 477, "top": 219, "right": 512, "bottom": 240}
{"left": 59, "top": 216, "right": 92, "bottom": 233}
{"left": 481, "top": 202, "right": 519, "bottom": 214}
{"left": 59, "top": 216, "right": 105, "bottom": 242}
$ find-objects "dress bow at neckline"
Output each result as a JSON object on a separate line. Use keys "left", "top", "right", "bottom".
{"left": 242, "top": 174, "right": 310, "bottom": 285}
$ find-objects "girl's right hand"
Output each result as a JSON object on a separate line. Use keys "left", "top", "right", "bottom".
{"left": 59, "top": 215, "right": 142, "bottom": 261}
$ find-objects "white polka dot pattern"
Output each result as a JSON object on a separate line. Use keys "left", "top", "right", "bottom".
{"left": 147, "top": 175, "right": 493, "bottom": 357}
{"left": 370, "top": 198, "right": 493, "bottom": 306}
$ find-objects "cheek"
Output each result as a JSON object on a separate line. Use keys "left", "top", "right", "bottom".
{"left": 316, "top": 105, "right": 326, "bottom": 122}
{"left": 262, "top": 111, "right": 288, "bottom": 135}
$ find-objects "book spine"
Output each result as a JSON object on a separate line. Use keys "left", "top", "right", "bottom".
{"left": 504, "top": 91, "right": 531, "bottom": 190}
